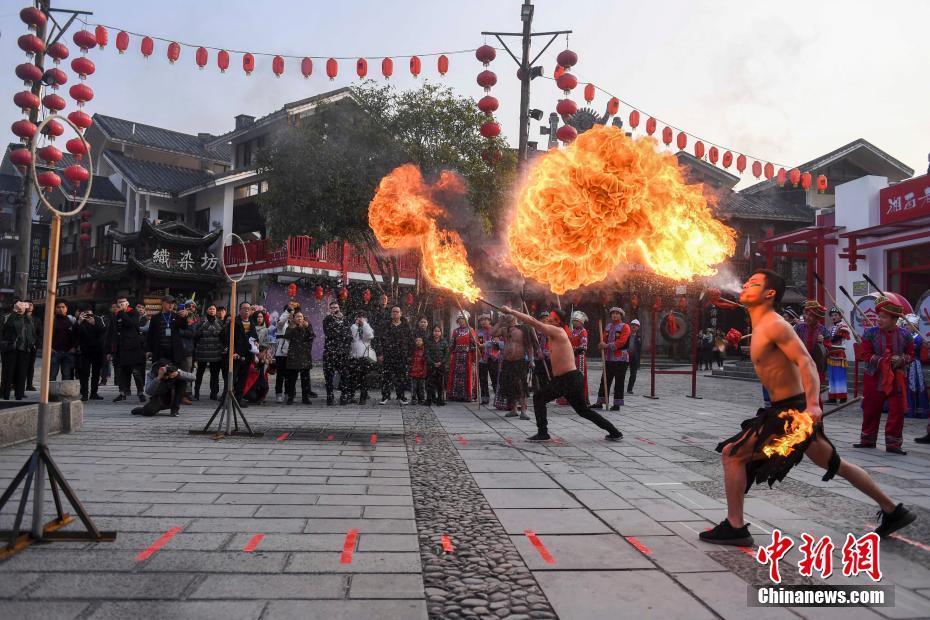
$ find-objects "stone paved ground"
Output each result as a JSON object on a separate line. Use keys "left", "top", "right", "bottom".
{"left": 1, "top": 366, "right": 929, "bottom": 620}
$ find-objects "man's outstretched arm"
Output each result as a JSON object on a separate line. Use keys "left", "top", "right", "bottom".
{"left": 500, "top": 306, "right": 559, "bottom": 339}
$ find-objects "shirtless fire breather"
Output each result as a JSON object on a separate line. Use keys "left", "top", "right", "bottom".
{"left": 700, "top": 269, "right": 916, "bottom": 546}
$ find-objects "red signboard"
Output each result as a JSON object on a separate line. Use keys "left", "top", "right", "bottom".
{"left": 880, "top": 174, "right": 930, "bottom": 224}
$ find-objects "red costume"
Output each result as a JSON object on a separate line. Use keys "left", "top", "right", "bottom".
{"left": 447, "top": 325, "right": 477, "bottom": 401}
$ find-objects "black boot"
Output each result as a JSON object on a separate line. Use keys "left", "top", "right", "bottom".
{"left": 914, "top": 434, "right": 930, "bottom": 444}
{"left": 327, "top": 393, "right": 335, "bottom": 406}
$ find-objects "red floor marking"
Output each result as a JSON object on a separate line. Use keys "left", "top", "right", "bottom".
{"left": 635, "top": 437, "right": 656, "bottom": 445}
{"left": 524, "top": 530, "right": 556, "bottom": 564}
{"left": 441, "top": 535, "right": 454, "bottom": 553}
{"left": 625, "top": 536, "right": 652, "bottom": 555}
{"left": 864, "top": 522, "right": 930, "bottom": 552}
{"left": 340, "top": 529, "right": 359, "bottom": 564}
{"left": 415, "top": 435, "right": 422, "bottom": 444}
{"left": 326, "top": 434, "right": 334, "bottom": 441}
{"left": 276, "top": 432, "right": 289, "bottom": 442}
{"left": 243, "top": 534, "right": 265, "bottom": 552}
{"left": 505, "top": 437, "right": 513, "bottom": 445}
{"left": 552, "top": 438, "right": 564, "bottom": 445}
{"left": 738, "top": 546, "right": 757, "bottom": 557}
{"left": 370, "top": 434, "right": 378, "bottom": 445}
{"left": 135, "top": 527, "right": 182, "bottom": 561}
{"left": 458, "top": 436, "right": 468, "bottom": 446}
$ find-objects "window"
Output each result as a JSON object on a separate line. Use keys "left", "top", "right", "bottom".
{"left": 195, "top": 208, "right": 210, "bottom": 232}
{"left": 233, "top": 180, "right": 268, "bottom": 201}
{"left": 887, "top": 242, "right": 930, "bottom": 306}
{"left": 157, "top": 210, "right": 181, "bottom": 223}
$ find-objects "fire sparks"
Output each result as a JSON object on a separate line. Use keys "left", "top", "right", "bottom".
{"left": 762, "top": 409, "right": 815, "bottom": 458}
{"left": 508, "top": 125, "right": 736, "bottom": 294}
{"left": 369, "top": 164, "right": 481, "bottom": 301}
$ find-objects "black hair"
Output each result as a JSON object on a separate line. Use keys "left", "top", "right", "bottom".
{"left": 751, "top": 268, "right": 786, "bottom": 306}
{"left": 551, "top": 308, "right": 568, "bottom": 325}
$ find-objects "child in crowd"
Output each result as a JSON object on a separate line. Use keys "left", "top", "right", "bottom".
{"left": 409, "top": 337, "right": 428, "bottom": 404}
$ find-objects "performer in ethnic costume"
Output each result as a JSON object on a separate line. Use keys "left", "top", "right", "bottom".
{"left": 794, "top": 300, "right": 829, "bottom": 385}
{"left": 701, "top": 270, "right": 915, "bottom": 546}
{"left": 447, "top": 310, "right": 477, "bottom": 402}
{"left": 825, "top": 307, "right": 851, "bottom": 404}
{"left": 476, "top": 314, "right": 500, "bottom": 406}
{"left": 596, "top": 307, "right": 630, "bottom": 410}
{"left": 915, "top": 331, "right": 930, "bottom": 443}
{"left": 853, "top": 296, "right": 915, "bottom": 454}
{"left": 902, "top": 314, "right": 928, "bottom": 418}
{"left": 558, "top": 311, "right": 588, "bottom": 405}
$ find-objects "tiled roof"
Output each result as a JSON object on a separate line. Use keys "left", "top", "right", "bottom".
{"left": 0, "top": 173, "right": 21, "bottom": 194}
{"left": 105, "top": 150, "right": 213, "bottom": 195}
{"left": 32, "top": 153, "right": 125, "bottom": 203}
{"left": 719, "top": 192, "right": 814, "bottom": 223}
{"left": 94, "top": 114, "right": 231, "bottom": 162}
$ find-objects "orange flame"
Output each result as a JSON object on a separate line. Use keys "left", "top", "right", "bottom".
{"left": 508, "top": 125, "right": 736, "bottom": 294}
{"left": 761, "top": 409, "right": 815, "bottom": 458}
{"left": 369, "top": 164, "right": 481, "bottom": 301}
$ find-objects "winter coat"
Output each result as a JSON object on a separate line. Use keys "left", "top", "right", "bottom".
{"left": 375, "top": 319, "right": 411, "bottom": 361}
{"left": 76, "top": 317, "right": 107, "bottom": 356}
{"left": 425, "top": 337, "right": 450, "bottom": 370}
{"left": 274, "top": 310, "right": 295, "bottom": 357}
{"left": 284, "top": 324, "right": 314, "bottom": 370}
{"left": 227, "top": 316, "right": 258, "bottom": 361}
{"left": 194, "top": 315, "right": 225, "bottom": 363}
{"left": 350, "top": 320, "right": 376, "bottom": 360}
{"left": 146, "top": 311, "right": 187, "bottom": 362}
{"left": 51, "top": 314, "right": 77, "bottom": 352}
{"left": 323, "top": 315, "right": 351, "bottom": 362}
{"left": 253, "top": 323, "right": 269, "bottom": 348}
{"left": 1, "top": 312, "right": 36, "bottom": 353}
{"left": 107, "top": 308, "right": 145, "bottom": 366}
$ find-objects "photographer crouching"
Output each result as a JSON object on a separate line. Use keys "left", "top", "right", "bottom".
{"left": 131, "top": 359, "right": 195, "bottom": 417}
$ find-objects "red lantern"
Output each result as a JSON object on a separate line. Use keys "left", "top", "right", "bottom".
{"left": 556, "top": 98, "right": 577, "bottom": 120}
{"left": 42, "top": 119, "right": 64, "bottom": 139}
{"left": 722, "top": 151, "right": 733, "bottom": 168}
{"left": 14, "top": 91, "right": 40, "bottom": 113}
{"left": 777, "top": 167, "right": 787, "bottom": 187}
{"left": 141, "top": 36, "right": 154, "bottom": 58}
{"left": 475, "top": 45, "right": 496, "bottom": 65}
{"left": 80, "top": 209, "right": 92, "bottom": 220}
{"left": 356, "top": 58, "right": 367, "bottom": 78}
{"left": 79, "top": 233, "right": 91, "bottom": 244}
{"left": 645, "top": 117, "right": 657, "bottom": 135}
{"left": 556, "top": 124, "right": 577, "bottom": 144}
{"left": 381, "top": 57, "right": 393, "bottom": 78}
{"left": 287, "top": 283, "right": 298, "bottom": 298}
{"left": 661, "top": 126, "right": 673, "bottom": 146}
{"left": 71, "top": 56, "right": 95, "bottom": 78}
{"left": 326, "top": 58, "right": 338, "bottom": 80}
{"left": 628, "top": 110, "right": 640, "bottom": 129}
{"left": 817, "top": 174, "right": 828, "bottom": 194}
{"left": 66, "top": 137, "right": 88, "bottom": 160}
{"left": 46, "top": 67, "right": 67, "bottom": 90}
{"left": 584, "top": 84, "right": 594, "bottom": 103}
{"left": 18, "top": 34, "right": 45, "bottom": 57}
{"left": 72, "top": 29, "right": 97, "bottom": 52}
{"left": 362, "top": 289, "right": 372, "bottom": 303}
{"left": 480, "top": 122, "right": 501, "bottom": 138}
{"left": 116, "top": 31, "right": 129, "bottom": 54}
{"left": 196, "top": 47, "right": 208, "bottom": 69}
{"left": 272, "top": 55, "right": 285, "bottom": 77}
{"left": 477, "top": 70, "right": 497, "bottom": 90}
{"left": 676, "top": 131, "right": 687, "bottom": 150}
{"left": 242, "top": 52, "right": 255, "bottom": 75}
{"left": 789, "top": 168, "right": 801, "bottom": 187}
{"left": 315, "top": 286, "right": 324, "bottom": 301}
{"left": 47, "top": 42, "right": 69, "bottom": 64}
{"left": 437, "top": 54, "right": 449, "bottom": 76}
{"left": 555, "top": 72, "right": 577, "bottom": 92}
{"left": 764, "top": 163, "right": 774, "bottom": 180}
{"left": 708, "top": 146, "right": 719, "bottom": 164}
{"left": 553, "top": 64, "right": 566, "bottom": 79}
{"left": 38, "top": 145, "right": 62, "bottom": 165}
{"left": 339, "top": 287, "right": 349, "bottom": 301}
{"left": 800, "top": 171, "right": 812, "bottom": 190}
{"left": 301, "top": 57, "right": 312, "bottom": 78}
{"left": 217, "top": 50, "right": 230, "bottom": 72}
{"left": 69, "top": 83, "right": 94, "bottom": 106}
{"left": 477, "top": 95, "right": 499, "bottom": 115}
{"left": 600, "top": 293, "right": 610, "bottom": 307}
{"left": 63, "top": 164, "right": 89, "bottom": 186}
{"left": 607, "top": 97, "right": 620, "bottom": 116}
{"left": 406, "top": 292, "right": 414, "bottom": 306}
{"left": 15, "top": 63, "right": 43, "bottom": 85}
{"left": 409, "top": 55, "right": 421, "bottom": 77}
{"left": 751, "top": 161, "right": 762, "bottom": 178}
{"left": 37, "top": 171, "right": 61, "bottom": 190}
{"left": 95, "top": 25, "right": 108, "bottom": 49}
{"left": 10, "top": 148, "right": 31, "bottom": 171}
{"left": 694, "top": 141, "right": 705, "bottom": 159}
{"left": 736, "top": 154, "right": 747, "bottom": 174}
{"left": 167, "top": 41, "right": 181, "bottom": 64}
{"left": 481, "top": 148, "right": 502, "bottom": 164}
{"left": 20, "top": 7, "right": 46, "bottom": 31}
{"left": 68, "top": 110, "right": 93, "bottom": 132}
{"left": 652, "top": 297, "right": 663, "bottom": 311}
{"left": 556, "top": 49, "right": 578, "bottom": 68}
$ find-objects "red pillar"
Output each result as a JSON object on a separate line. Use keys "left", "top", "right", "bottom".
{"left": 816, "top": 235, "right": 826, "bottom": 307}
{"left": 806, "top": 244, "right": 815, "bottom": 301}
{"left": 341, "top": 241, "right": 349, "bottom": 285}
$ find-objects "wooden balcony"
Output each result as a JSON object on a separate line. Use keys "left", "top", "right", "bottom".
{"left": 60, "top": 242, "right": 127, "bottom": 278}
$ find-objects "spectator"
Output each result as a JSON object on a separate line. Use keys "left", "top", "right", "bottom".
{"left": 596, "top": 307, "right": 630, "bottom": 410}
{"left": 252, "top": 310, "right": 269, "bottom": 346}
{"left": 412, "top": 316, "right": 430, "bottom": 344}
{"left": 228, "top": 301, "right": 258, "bottom": 407}
{"left": 135, "top": 303, "right": 150, "bottom": 335}
{"left": 1, "top": 300, "right": 36, "bottom": 400}
{"left": 283, "top": 310, "right": 313, "bottom": 405}
{"left": 323, "top": 301, "right": 351, "bottom": 406}
{"left": 24, "top": 302, "right": 37, "bottom": 391}
{"left": 273, "top": 301, "right": 300, "bottom": 403}
{"left": 76, "top": 305, "right": 107, "bottom": 401}
{"left": 626, "top": 319, "right": 643, "bottom": 394}
{"left": 50, "top": 301, "right": 77, "bottom": 381}
{"left": 132, "top": 359, "right": 194, "bottom": 417}
{"left": 376, "top": 306, "right": 412, "bottom": 405}
{"left": 447, "top": 311, "right": 477, "bottom": 402}
{"left": 476, "top": 314, "right": 499, "bottom": 406}
{"left": 217, "top": 306, "right": 228, "bottom": 324}
{"left": 410, "top": 336, "right": 428, "bottom": 404}
{"left": 243, "top": 344, "right": 273, "bottom": 404}
{"left": 713, "top": 329, "right": 726, "bottom": 369}
{"left": 146, "top": 296, "right": 185, "bottom": 364}
{"left": 98, "top": 303, "right": 119, "bottom": 386}
{"left": 425, "top": 325, "right": 449, "bottom": 406}
{"left": 107, "top": 297, "right": 147, "bottom": 403}
{"left": 193, "top": 304, "right": 225, "bottom": 400}
{"left": 177, "top": 302, "right": 197, "bottom": 404}
{"left": 345, "top": 311, "right": 376, "bottom": 405}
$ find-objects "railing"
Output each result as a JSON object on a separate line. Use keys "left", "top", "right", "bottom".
{"left": 59, "top": 241, "right": 127, "bottom": 277}
{"left": 223, "top": 236, "right": 418, "bottom": 279}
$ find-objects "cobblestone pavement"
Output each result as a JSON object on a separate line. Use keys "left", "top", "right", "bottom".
{"left": 1, "top": 367, "right": 929, "bottom": 619}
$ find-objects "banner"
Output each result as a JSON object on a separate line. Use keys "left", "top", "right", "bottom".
{"left": 28, "top": 222, "right": 49, "bottom": 282}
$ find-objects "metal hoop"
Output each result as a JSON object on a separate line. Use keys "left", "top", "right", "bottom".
{"left": 29, "top": 114, "right": 93, "bottom": 218}
{"left": 221, "top": 233, "right": 248, "bottom": 283}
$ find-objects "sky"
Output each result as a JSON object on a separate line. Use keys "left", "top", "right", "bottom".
{"left": 3, "top": 0, "right": 929, "bottom": 189}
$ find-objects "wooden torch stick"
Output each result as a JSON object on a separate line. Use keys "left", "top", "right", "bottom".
{"left": 599, "top": 318, "right": 609, "bottom": 409}
{"left": 522, "top": 300, "right": 550, "bottom": 380}
{"left": 813, "top": 271, "right": 861, "bottom": 344}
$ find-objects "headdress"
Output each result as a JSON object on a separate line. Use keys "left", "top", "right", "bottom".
{"left": 802, "top": 300, "right": 826, "bottom": 319}
{"left": 875, "top": 295, "right": 905, "bottom": 318}
{"left": 608, "top": 306, "right": 624, "bottom": 316}
{"left": 456, "top": 309, "right": 470, "bottom": 321}
{"left": 571, "top": 310, "right": 588, "bottom": 324}
{"left": 477, "top": 313, "right": 491, "bottom": 322}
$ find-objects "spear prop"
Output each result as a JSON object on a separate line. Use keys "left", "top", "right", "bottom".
{"left": 476, "top": 297, "right": 501, "bottom": 311}
{"left": 812, "top": 272, "right": 861, "bottom": 344}
{"left": 838, "top": 285, "right": 869, "bottom": 326}
{"left": 861, "top": 274, "right": 919, "bottom": 334}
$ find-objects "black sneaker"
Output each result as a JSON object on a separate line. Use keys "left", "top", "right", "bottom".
{"left": 852, "top": 442, "right": 876, "bottom": 449}
{"left": 874, "top": 503, "right": 916, "bottom": 537}
{"left": 914, "top": 434, "right": 930, "bottom": 444}
{"left": 170, "top": 410, "right": 179, "bottom": 417}
{"left": 307, "top": 391, "right": 319, "bottom": 398}
{"left": 886, "top": 447, "right": 908, "bottom": 455}
{"left": 113, "top": 394, "right": 126, "bottom": 402}
{"left": 90, "top": 394, "right": 103, "bottom": 400}
{"left": 699, "top": 518, "right": 754, "bottom": 546}
{"left": 527, "top": 433, "right": 552, "bottom": 442}
{"left": 138, "top": 394, "right": 147, "bottom": 403}
{"left": 610, "top": 404, "right": 621, "bottom": 411}
{"left": 605, "top": 433, "right": 623, "bottom": 442}
{"left": 131, "top": 407, "right": 144, "bottom": 416}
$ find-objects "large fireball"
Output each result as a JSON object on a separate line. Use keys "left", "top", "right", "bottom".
{"left": 508, "top": 125, "right": 736, "bottom": 294}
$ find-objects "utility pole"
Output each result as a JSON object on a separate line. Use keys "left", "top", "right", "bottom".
{"left": 14, "top": 1, "right": 91, "bottom": 301}
{"left": 482, "top": 0, "right": 570, "bottom": 168}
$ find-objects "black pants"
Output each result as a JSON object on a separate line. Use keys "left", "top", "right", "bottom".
{"left": 233, "top": 358, "right": 250, "bottom": 399}
{"left": 274, "top": 356, "right": 288, "bottom": 395}
{"left": 597, "top": 361, "right": 628, "bottom": 403}
{"left": 381, "top": 361, "right": 407, "bottom": 400}
{"left": 77, "top": 351, "right": 104, "bottom": 397}
{"left": 427, "top": 366, "right": 446, "bottom": 403}
{"left": 324, "top": 358, "right": 346, "bottom": 396}
{"left": 346, "top": 358, "right": 371, "bottom": 400}
{"left": 627, "top": 360, "right": 640, "bottom": 392}
{"left": 285, "top": 367, "right": 310, "bottom": 399}
{"left": 533, "top": 370, "right": 621, "bottom": 437}
{"left": 118, "top": 363, "right": 145, "bottom": 395}
{"left": 1, "top": 350, "right": 29, "bottom": 399}
{"left": 411, "top": 377, "right": 426, "bottom": 402}
{"left": 478, "top": 360, "right": 499, "bottom": 401}
{"left": 26, "top": 348, "right": 36, "bottom": 387}
{"left": 534, "top": 358, "right": 552, "bottom": 392}
{"left": 195, "top": 360, "right": 223, "bottom": 398}
{"left": 141, "top": 379, "right": 186, "bottom": 415}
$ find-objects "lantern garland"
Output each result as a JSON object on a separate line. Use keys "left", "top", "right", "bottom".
{"left": 553, "top": 48, "right": 578, "bottom": 145}
{"left": 475, "top": 44, "right": 501, "bottom": 164}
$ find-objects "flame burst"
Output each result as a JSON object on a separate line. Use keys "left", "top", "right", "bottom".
{"left": 369, "top": 164, "right": 481, "bottom": 301}
{"left": 762, "top": 409, "right": 815, "bottom": 458}
{"left": 508, "top": 125, "right": 736, "bottom": 294}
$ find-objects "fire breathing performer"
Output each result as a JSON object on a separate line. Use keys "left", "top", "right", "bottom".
{"left": 826, "top": 307, "right": 851, "bottom": 404}
{"left": 595, "top": 307, "right": 631, "bottom": 410}
{"left": 447, "top": 310, "right": 477, "bottom": 402}
{"left": 794, "top": 300, "right": 829, "bottom": 386}
{"left": 558, "top": 311, "right": 589, "bottom": 405}
{"left": 701, "top": 270, "right": 915, "bottom": 546}
{"left": 499, "top": 306, "right": 623, "bottom": 443}
{"left": 854, "top": 296, "right": 915, "bottom": 454}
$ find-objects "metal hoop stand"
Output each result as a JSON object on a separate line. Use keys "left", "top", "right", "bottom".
{"left": 0, "top": 115, "right": 116, "bottom": 560}
{"left": 190, "top": 234, "right": 263, "bottom": 438}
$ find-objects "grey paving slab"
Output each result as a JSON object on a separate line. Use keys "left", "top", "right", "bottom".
{"left": 304, "top": 518, "right": 417, "bottom": 534}
{"left": 493, "top": 508, "right": 612, "bottom": 534}
{"left": 571, "top": 489, "right": 634, "bottom": 510}
{"left": 349, "top": 573, "right": 425, "bottom": 599}
{"left": 464, "top": 459, "right": 541, "bottom": 473}
{"left": 481, "top": 488, "right": 583, "bottom": 509}
{"left": 185, "top": 517, "right": 308, "bottom": 533}
{"left": 674, "top": 572, "right": 797, "bottom": 620}
{"left": 510, "top": 533, "right": 654, "bottom": 570}
{"left": 0, "top": 550, "right": 139, "bottom": 572}
{"left": 0, "top": 601, "right": 91, "bottom": 620}
{"left": 285, "top": 551, "right": 421, "bottom": 573}
{"left": 141, "top": 550, "right": 288, "bottom": 573}
{"left": 362, "top": 505, "right": 415, "bottom": 519}
{"left": 628, "top": 497, "right": 703, "bottom": 521}
{"left": 87, "top": 531, "right": 232, "bottom": 552}
{"left": 633, "top": 535, "right": 729, "bottom": 573}
{"left": 87, "top": 601, "right": 267, "bottom": 620}
{"left": 141, "top": 503, "right": 258, "bottom": 517}
{"left": 188, "top": 573, "right": 346, "bottom": 599}
{"left": 472, "top": 472, "right": 560, "bottom": 488}
{"left": 214, "top": 493, "right": 320, "bottom": 505}
{"left": 357, "top": 533, "right": 420, "bottom": 552}
{"left": 24, "top": 572, "right": 196, "bottom": 599}
{"left": 595, "top": 509, "right": 673, "bottom": 536}
{"left": 264, "top": 600, "right": 427, "bottom": 620}
{"left": 0, "top": 571, "right": 42, "bottom": 596}
{"left": 255, "top": 504, "right": 363, "bottom": 518}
